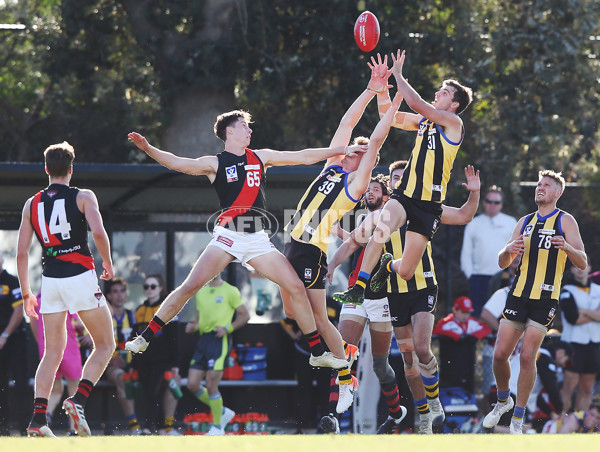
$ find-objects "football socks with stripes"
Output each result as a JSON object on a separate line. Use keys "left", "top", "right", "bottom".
{"left": 304, "top": 330, "right": 326, "bottom": 356}
{"left": 72, "top": 379, "right": 94, "bottom": 407}
{"left": 142, "top": 316, "right": 166, "bottom": 341}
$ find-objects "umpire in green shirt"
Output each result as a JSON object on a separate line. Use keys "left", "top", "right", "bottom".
{"left": 185, "top": 271, "right": 250, "bottom": 435}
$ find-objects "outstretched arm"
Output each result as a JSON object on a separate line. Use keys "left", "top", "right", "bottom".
{"left": 329, "top": 54, "right": 393, "bottom": 148}
{"left": 371, "top": 54, "right": 421, "bottom": 131}
{"left": 326, "top": 210, "right": 380, "bottom": 284}
{"left": 255, "top": 143, "right": 367, "bottom": 168}
{"left": 326, "top": 237, "right": 362, "bottom": 284}
{"left": 128, "top": 132, "right": 218, "bottom": 181}
{"left": 347, "top": 92, "right": 403, "bottom": 200}
{"left": 390, "top": 50, "right": 463, "bottom": 133}
{"left": 440, "top": 166, "right": 481, "bottom": 225}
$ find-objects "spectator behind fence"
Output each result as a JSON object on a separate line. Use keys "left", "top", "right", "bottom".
{"left": 131, "top": 274, "right": 180, "bottom": 435}
{"left": 0, "top": 253, "right": 29, "bottom": 436}
{"left": 103, "top": 277, "right": 141, "bottom": 434}
{"left": 185, "top": 272, "right": 249, "bottom": 436}
{"left": 460, "top": 186, "right": 516, "bottom": 316}
{"left": 433, "top": 296, "right": 491, "bottom": 392}
{"left": 30, "top": 292, "right": 83, "bottom": 435}
{"left": 559, "top": 260, "right": 600, "bottom": 413}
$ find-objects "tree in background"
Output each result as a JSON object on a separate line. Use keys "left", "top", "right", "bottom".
{"left": 0, "top": 0, "right": 598, "bottom": 203}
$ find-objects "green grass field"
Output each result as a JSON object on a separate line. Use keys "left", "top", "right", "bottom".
{"left": 2, "top": 434, "right": 597, "bottom": 452}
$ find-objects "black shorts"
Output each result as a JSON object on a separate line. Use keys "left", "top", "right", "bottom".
{"left": 284, "top": 238, "right": 328, "bottom": 289}
{"left": 502, "top": 294, "right": 558, "bottom": 327}
{"left": 190, "top": 332, "right": 230, "bottom": 372}
{"left": 568, "top": 342, "right": 600, "bottom": 374}
{"left": 389, "top": 191, "right": 443, "bottom": 240}
{"left": 388, "top": 286, "right": 438, "bottom": 327}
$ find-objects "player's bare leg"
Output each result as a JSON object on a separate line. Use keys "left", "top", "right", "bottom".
{"left": 27, "top": 312, "right": 67, "bottom": 437}
{"left": 483, "top": 321, "right": 522, "bottom": 429}
{"left": 63, "top": 305, "right": 115, "bottom": 436}
{"left": 126, "top": 246, "right": 233, "bottom": 354}
{"left": 334, "top": 199, "right": 406, "bottom": 305}
{"left": 252, "top": 252, "right": 347, "bottom": 369}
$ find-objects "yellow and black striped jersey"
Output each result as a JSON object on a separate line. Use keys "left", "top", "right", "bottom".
{"left": 385, "top": 224, "right": 437, "bottom": 293}
{"left": 286, "top": 165, "right": 359, "bottom": 253}
{"left": 399, "top": 118, "right": 462, "bottom": 202}
{"left": 510, "top": 209, "right": 567, "bottom": 300}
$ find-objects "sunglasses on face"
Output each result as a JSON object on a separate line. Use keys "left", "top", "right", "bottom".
{"left": 143, "top": 284, "right": 158, "bottom": 290}
{"left": 485, "top": 199, "right": 502, "bottom": 205}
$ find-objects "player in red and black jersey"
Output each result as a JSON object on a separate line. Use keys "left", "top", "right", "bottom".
{"left": 125, "top": 115, "right": 367, "bottom": 374}
{"left": 16, "top": 142, "right": 115, "bottom": 437}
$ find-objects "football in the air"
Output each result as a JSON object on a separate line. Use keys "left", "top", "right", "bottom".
{"left": 354, "top": 11, "right": 380, "bottom": 52}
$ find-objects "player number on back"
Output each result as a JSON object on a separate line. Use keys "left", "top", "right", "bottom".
{"left": 246, "top": 171, "right": 261, "bottom": 187}
{"left": 318, "top": 180, "right": 336, "bottom": 195}
{"left": 37, "top": 199, "right": 72, "bottom": 243}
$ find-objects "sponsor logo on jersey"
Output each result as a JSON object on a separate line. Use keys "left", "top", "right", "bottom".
{"left": 541, "top": 283, "right": 555, "bottom": 292}
{"left": 326, "top": 175, "right": 341, "bottom": 182}
{"left": 428, "top": 295, "right": 435, "bottom": 307}
{"left": 217, "top": 235, "right": 234, "bottom": 247}
{"left": 216, "top": 296, "right": 224, "bottom": 304}
{"left": 523, "top": 224, "right": 534, "bottom": 237}
{"left": 424, "top": 271, "right": 434, "bottom": 278}
{"left": 94, "top": 291, "right": 103, "bottom": 300}
{"left": 225, "top": 165, "right": 238, "bottom": 183}
{"left": 244, "top": 164, "right": 260, "bottom": 170}
{"left": 548, "top": 307, "right": 556, "bottom": 320}
{"left": 303, "top": 224, "right": 316, "bottom": 236}
{"left": 47, "top": 190, "right": 58, "bottom": 198}
{"left": 504, "top": 309, "right": 517, "bottom": 315}
{"left": 539, "top": 229, "right": 556, "bottom": 235}
{"left": 431, "top": 184, "right": 443, "bottom": 192}
{"left": 304, "top": 268, "right": 312, "bottom": 280}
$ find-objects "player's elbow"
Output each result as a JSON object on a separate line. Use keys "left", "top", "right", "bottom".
{"left": 398, "top": 267, "right": 415, "bottom": 281}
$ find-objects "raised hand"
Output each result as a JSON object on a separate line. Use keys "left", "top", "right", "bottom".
{"left": 367, "top": 53, "right": 393, "bottom": 94}
{"left": 390, "top": 49, "right": 406, "bottom": 83}
{"left": 345, "top": 144, "right": 369, "bottom": 157}
{"left": 461, "top": 165, "right": 480, "bottom": 192}
{"left": 128, "top": 132, "right": 150, "bottom": 152}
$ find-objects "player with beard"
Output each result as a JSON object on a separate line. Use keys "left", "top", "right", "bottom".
{"left": 320, "top": 173, "right": 406, "bottom": 433}
{"left": 323, "top": 162, "right": 480, "bottom": 434}
{"left": 284, "top": 55, "right": 401, "bottom": 415}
